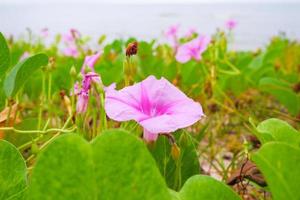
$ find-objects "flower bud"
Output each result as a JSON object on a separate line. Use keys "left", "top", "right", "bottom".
{"left": 126, "top": 41, "right": 138, "bottom": 57}
{"left": 70, "top": 66, "right": 77, "bottom": 77}
{"left": 171, "top": 143, "right": 181, "bottom": 160}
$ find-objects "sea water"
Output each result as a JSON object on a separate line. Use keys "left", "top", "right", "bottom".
{"left": 0, "top": 3, "right": 299, "bottom": 50}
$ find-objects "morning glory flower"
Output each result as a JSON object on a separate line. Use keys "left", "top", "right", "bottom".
{"left": 81, "top": 52, "right": 102, "bottom": 74}
{"left": 226, "top": 19, "right": 237, "bottom": 30}
{"left": 62, "top": 29, "right": 80, "bottom": 44}
{"left": 63, "top": 45, "right": 79, "bottom": 58}
{"left": 175, "top": 35, "right": 210, "bottom": 63}
{"left": 165, "top": 24, "right": 180, "bottom": 49}
{"left": 165, "top": 24, "right": 180, "bottom": 40}
{"left": 105, "top": 75, "right": 204, "bottom": 142}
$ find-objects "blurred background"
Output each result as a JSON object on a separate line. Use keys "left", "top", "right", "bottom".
{"left": 0, "top": 0, "right": 299, "bottom": 50}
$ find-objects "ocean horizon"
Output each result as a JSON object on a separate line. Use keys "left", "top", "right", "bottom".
{"left": 0, "top": 2, "right": 299, "bottom": 50}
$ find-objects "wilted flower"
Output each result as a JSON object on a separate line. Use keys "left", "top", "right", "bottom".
{"left": 73, "top": 52, "right": 102, "bottom": 113}
{"left": 226, "top": 19, "right": 237, "bottom": 30}
{"left": 75, "top": 72, "right": 102, "bottom": 113}
{"left": 81, "top": 52, "right": 102, "bottom": 74}
{"left": 105, "top": 75, "right": 204, "bottom": 142}
{"left": 126, "top": 41, "right": 138, "bottom": 57}
{"left": 175, "top": 35, "right": 210, "bottom": 63}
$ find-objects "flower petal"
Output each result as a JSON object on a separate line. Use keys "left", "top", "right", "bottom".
{"left": 139, "top": 100, "right": 204, "bottom": 133}
{"left": 81, "top": 52, "right": 101, "bottom": 73}
{"left": 175, "top": 45, "right": 192, "bottom": 63}
{"left": 105, "top": 83, "right": 147, "bottom": 122}
{"left": 143, "top": 129, "right": 159, "bottom": 142}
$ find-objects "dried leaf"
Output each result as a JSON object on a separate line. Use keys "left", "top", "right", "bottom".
{"left": 227, "top": 160, "right": 267, "bottom": 187}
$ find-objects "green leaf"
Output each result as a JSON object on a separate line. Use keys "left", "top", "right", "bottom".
{"left": 0, "top": 140, "right": 27, "bottom": 200}
{"left": 91, "top": 129, "right": 171, "bottom": 200}
{"left": 149, "top": 131, "right": 200, "bottom": 190}
{"left": 179, "top": 175, "right": 241, "bottom": 200}
{"left": 169, "top": 189, "right": 181, "bottom": 200}
{"left": 27, "top": 134, "right": 96, "bottom": 200}
{"left": 252, "top": 142, "right": 300, "bottom": 200}
{"left": 3, "top": 53, "right": 48, "bottom": 98}
{"left": 0, "top": 32, "right": 10, "bottom": 78}
{"left": 256, "top": 118, "right": 300, "bottom": 147}
{"left": 259, "top": 77, "right": 300, "bottom": 115}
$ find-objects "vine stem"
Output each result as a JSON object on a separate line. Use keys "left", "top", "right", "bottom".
{"left": 0, "top": 126, "right": 76, "bottom": 134}
{"left": 47, "top": 72, "right": 52, "bottom": 101}
{"left": 38, "top": 72, "right": 46, "bottom": 130}
{"left": 18, "top": 116, "right": 73, "bottom": 150}
{"left": 5, "top": 101, "right": 12, "bottom": 126}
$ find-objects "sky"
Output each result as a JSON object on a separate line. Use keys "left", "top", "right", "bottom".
{"left": 1, "top": 0, "right": 299, "bottom": 4}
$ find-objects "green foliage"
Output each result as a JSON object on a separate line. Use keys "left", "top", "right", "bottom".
{"left": 2, "top": 130, "right": 174, "bottom": 199}
{"left": 3, "top": 53, "right": 48, "bottom": 98}
{"left": 148, "top": 131, "right": 200, "bottom": 190}
{"left": 0, "top": 32, "right": 10, "bottom": 79}
{"left": 0, "top": 140, "right": 27, "bottom": 200}
{"left": 27, "top": 134, "right": 96, "bottom": 200}
{"left": 178, "top": 175, "right": 241, "bottom": 200}
{"left": 92, "top": 129, "right": 171, "bottom": 200}
{"left": 252, "top": 142, "right": 300, "bottom": 200}
{"left": 259, "top": 77, "right": 300, "bottom": 115}
{"left": 254, "top": 118, "right": 300, "bottom": 147}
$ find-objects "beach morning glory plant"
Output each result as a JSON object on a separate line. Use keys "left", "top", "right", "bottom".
{"left": 105, "top": 75, "right": 204, "bottom": 142}
{"left": 175, "top": 35, "right": 210, "bottom": 63}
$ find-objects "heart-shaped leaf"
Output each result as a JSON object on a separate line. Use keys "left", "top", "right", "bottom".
{"left": 0, "top": 32, "right": 10, "bottom": 78}
{"left": 91, "top": 129, "right": 171, "bottom": 200}
{"left": 0, "top": 140, "right": 27, "bottom": 200}
{"left": 252, "top": 142, "right": 300, "bottom": 200}
{"left": 259, "top": 77, "right": 300, "bottom": 115}
{"left": 4, "top": 53, "right": 48, "bottom": 98}
{"left": 27, "top": 134, "right": 96, "bottom": 200}
{"left": 179, "top": 175, "right": 241, "bottom": 200}
{"left": 255, "top": 118, "right": 300, "bottom": 147}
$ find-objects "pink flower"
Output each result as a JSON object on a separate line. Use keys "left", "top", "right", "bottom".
{"left": 175, "top": 35, "right": 210, "bottom": 63}
{"left": 62, "top": 29, "right": 81, "bottom": 44}
{"left": 63, "top": 46, "right": 79, "bottom": 58}
{"left": 76, "top": 91, "right": 89, "bottom": 113}
{"left": 105, "top": 75, "right": 204, "bottom": 142}
{"left": 226, "top": 19, "right": 237, "bottom": 30}
{"left": 165, "top": 24, "right": 180, "bottom": 40}
{"left": 185, "top": 28, "right": 197, "bottom": 38}
{"left": 81, "top": 52, "right": 102, "bottom": 74}
{"left": 62, "top": 33, "right": 74, "bottom": 44}
{"left": 165, "top": 24, "right": 180, "bottom": 49}
{"left": 75, "top": 72, "right": 102, "bottom": 113}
